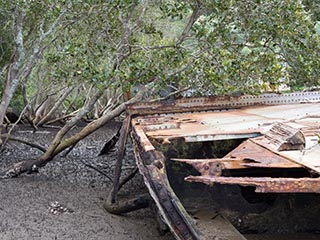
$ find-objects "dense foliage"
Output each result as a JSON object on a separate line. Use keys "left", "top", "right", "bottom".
{"left": 0, "top": 0, "right": 319, "bottom": 178}
{"left": 0, "top": 0, "right": 319, "bottom": 115}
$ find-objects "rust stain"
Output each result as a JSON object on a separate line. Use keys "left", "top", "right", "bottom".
{"left": 185, "top": 176, "right": 320, "bottom": 193}
{"left": 224, "top": 140, "right": 302, "bottom": 168}
{"left": 129, "top": 91, "right": 320, "bottom": 239}
{"left": 132, "top": 102, "right": 320, "bottom": 144}
{"left": 171, "top": 154, "right": 301, "bottom": 175}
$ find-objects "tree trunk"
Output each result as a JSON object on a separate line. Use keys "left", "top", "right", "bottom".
{"left": 0, "top": 10, "right": 25, "bottom": 141}
{"left": 0, "top": 8, "right": 66, "bottom": 144}
{"left": 36, "top": 86, "right": 74, "bottom": 126}
{"left": 0, "top": 87, "right": 147, "bottom": 178}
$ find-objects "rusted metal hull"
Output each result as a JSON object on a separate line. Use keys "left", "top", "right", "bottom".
{"left": 131, "top": 129, "right": 199, "bottom": 240}
{"left": 128, "top": 91, "right": 320, "bottom": 240}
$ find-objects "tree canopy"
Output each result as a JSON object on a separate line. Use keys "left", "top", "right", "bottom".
{"left": 1, "top": 1, "right": 319, "bottom": 113}
{"left": 0, "top": 0, "right": 319, "bottom": 164}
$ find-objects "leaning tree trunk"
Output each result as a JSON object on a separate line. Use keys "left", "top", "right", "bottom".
{"left": 0, "top": 88, "right": 146, "bottom": 178}
{"left": 35, "top": 86, "right": 75, "bottom": 127}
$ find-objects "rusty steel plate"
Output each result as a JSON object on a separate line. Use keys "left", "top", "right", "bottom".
{"left": 224, "top": 140, "right": 302, "bottom": 168}
{"left": 133, "top": 103, "right": 320, "bottom": 143}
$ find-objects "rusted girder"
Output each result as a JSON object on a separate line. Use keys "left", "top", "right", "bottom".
{"left": 185, "top": 176, "right": 320, "bottom": 193}
{"left": 127, "top": 91, "right": 320, "bottom": 116}
{"left": 171, "top": 156, "right": 301, "bottom": 176}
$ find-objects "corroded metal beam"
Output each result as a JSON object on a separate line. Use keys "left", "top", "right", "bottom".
{"left": 185, "top": 176, "right": 320, "bottom": 193}
{"left": 127, "top": 91, "right": 320, "bottom": 116}
{"left": 171, "top": 156, "right": 301, "bottom": 175}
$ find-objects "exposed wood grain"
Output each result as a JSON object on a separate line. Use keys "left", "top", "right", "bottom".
{"left": 263, "top": 122, "right": 305, "bottom": 151}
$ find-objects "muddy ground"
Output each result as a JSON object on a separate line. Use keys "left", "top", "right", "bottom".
{"left": 0, "top": 123, "right": 174, "bottom": 240}
{"left": 1, "top": 123, "right": 320, "bottom": 240}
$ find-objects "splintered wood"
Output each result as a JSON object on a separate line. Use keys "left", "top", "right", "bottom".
{"left": 263, "top": 122, "right": 305, "bottom": 151}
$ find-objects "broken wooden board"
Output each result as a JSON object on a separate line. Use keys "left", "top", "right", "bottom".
{"left": 263, "top": 122, "right": 305, "bottom": 151}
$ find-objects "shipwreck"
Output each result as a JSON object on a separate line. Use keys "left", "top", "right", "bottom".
{"left": 105, "top": 91, "right": 320, "bottom": 240}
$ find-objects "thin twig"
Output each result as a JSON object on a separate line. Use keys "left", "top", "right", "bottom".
{"left": 150, "top": 86, "right": 191, "bottom": 102}
{"left": 45, "top": 112, "right": 77, "bottom": 125}
{"left": 41, "top": 124, "right": 62, "bottom": 129}
{"left": 79, "top": 159, "right": 113, "bottom": 182}
{"left": 0, "top": 104, "right": 30, "bottom": 151}
{"left": 119, "top": 166, "right": 138, "bottom": 190}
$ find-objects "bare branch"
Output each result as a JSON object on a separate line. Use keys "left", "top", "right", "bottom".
{"left": 176, "top": 2, "right": 201, "bottom": 46}
{"left": 39, "top": 88, "right": 104, "bottom": 161}
{"left": 19, "top": 9, "right": 67, "bottom": 84}
{"left": 45, "top": 109, "right": 80, "bottom": 125}
{"left": 36, "top": 86, "right": 75, "bottom": 126}
{"left": 42, "top": 9, "right": 68, "bottom": 40}
{"left": 79, "top": 159, "right": 113, "bottom": 182}
{"left": 1, "top": 134, "right": 46, "bottom": 152}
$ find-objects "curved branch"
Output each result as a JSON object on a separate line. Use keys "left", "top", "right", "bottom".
{"left": 0, "top": 134, "right": 46, "bottom": 152}
{"left": 103, "top": 193, "right": 151, "bottom": 215}
{"left": 175, "top": 2, "right": 201, "bottom": 46}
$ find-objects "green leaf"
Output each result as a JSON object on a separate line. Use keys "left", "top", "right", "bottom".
{"left": 240, "top": 46, "right": 252, "bottom": 56}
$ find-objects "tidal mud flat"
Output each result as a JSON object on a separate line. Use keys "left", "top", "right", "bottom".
{"left": 0, "top": 124, "right": 174, "bottom": 240}
{"left": 1, "top": 124, "right": 320, "bottom": 240}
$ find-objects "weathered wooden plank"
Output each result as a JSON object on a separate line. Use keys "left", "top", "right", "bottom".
{"left": 263, "top": 122, "right": 305, "bottom": 151}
